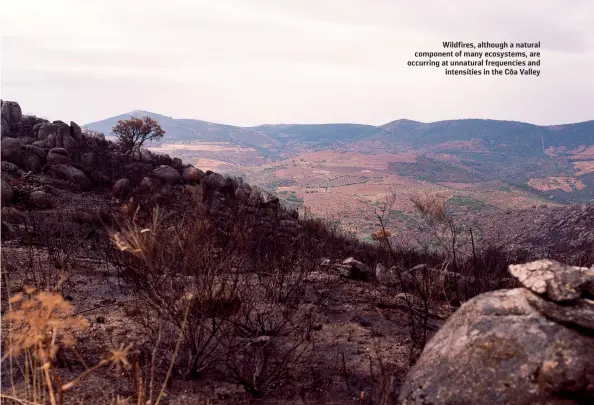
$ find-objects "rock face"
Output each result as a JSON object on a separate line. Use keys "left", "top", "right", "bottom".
{"left": 398, "top": 259, "right": 594, "bottom": 405}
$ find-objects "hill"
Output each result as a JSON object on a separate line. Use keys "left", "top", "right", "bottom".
{"left": 86, "top": 112, "right": 593, "bottom": 156}
{"left": 86, "top": 112, "right": 594, "bottom": 210}
{"left": 2, "top": 100, "right": 593, "bottom": 404}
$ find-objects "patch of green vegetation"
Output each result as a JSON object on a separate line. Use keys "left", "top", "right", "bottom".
{"left": 286, "top": 193, "right": 304, "bottom": 204}
{"left": 388, "top": 209, "right": 414, "bottom": 223}
{"left": 447, "top": 195, "right": 487, "bottom": 212}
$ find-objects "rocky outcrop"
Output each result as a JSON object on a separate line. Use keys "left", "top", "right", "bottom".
{"left": 398, "top": 259, "right": 594, "bottom": 405}
{"left": 1, "top": 100, "right": 301, "bottom": 240}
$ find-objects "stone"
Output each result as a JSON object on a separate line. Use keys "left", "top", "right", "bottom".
{"left": 61, "top": 134, "right": 79, "bottom": 161}
{"left": 123, "top": 162, "right": 153, "bottom": 184}
{"left": 37, "top": 122, "right": 57, "bottom": 141}
{"left": 1, "top": 161, "right": 22, "bottom": 176}
{"left": 29, "top": 190, "right": 54, "bottom": 208}
{"left": 24, "top": 145, "right": 46, "bottom": 160}
{"left": 32, "top": 140, "right": 49, "bottom": 149}
{"left": 132, "top": 148, "right": 153, "bottom": 163}
{"left": 50, "top": 164, "right": 91, "bottom": 190}
{"left": 21, "top": 150, "right": 44, "bottom": 172}
{"left": 70, "top": 121, "right": 82, "bottom": 143}
{"left": 154, "top": 153, "right": 172, "bottom": 166}
{"left": 152, "top": 165, "right": 181, "bottom": 184}
{"left": 1, "top": 137, "right": 23, "bottom": 166}
{"left": 1, "top": 179, "right": 14, "bottom": 206}
{"left": 509, "top": 259, "right": 594, "bottom": 302}
{"left": 398, "top": 259, "right": 594, "bottom": 405}
{"left": 376, "top": 263, "right": 399, "bottom": 286}
{"left": 47, "top": 148, "right": 72, "bottom": 165}
{"left": 138, "top": 176, "right": 159, "bottom": 193}
{"left": 204, "top": 172, "right": 226, "bottom": 190}
{"left": 32, "top": 123, "right": 44, "bottom": 138}
{"left": 172, "top": 157, "right": 183, "bottom": 168}
{"left": 339, "top": 257, "right": 372, "bottom": 281}
{"left": 1, "top": 101, "right": 22, "bottom": 128}
{"left": 182, "top": 166, "right": 204, "bottom": 184}
{"left": 112, "top": 178, "right": 131, "bottom": 198}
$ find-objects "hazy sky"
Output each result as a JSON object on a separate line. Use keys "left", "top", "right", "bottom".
{"left": 1, "top": 0, "right": 593, "bottom": 126}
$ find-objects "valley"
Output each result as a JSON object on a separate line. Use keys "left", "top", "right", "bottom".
{"left": 86, "top": 112, "right": 593, "bottom": 242}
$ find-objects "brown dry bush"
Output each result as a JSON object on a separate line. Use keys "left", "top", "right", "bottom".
{"left": 0, "top": 287, "right": 132, "bottom": 405}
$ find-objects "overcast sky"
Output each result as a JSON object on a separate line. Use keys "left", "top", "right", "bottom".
{"left": 1, "top": 0, "right": 593, "bottom": 127}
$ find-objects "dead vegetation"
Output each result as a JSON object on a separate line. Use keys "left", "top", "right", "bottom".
{"left": 2, "top": 179, "right": 593, "bottom": 404}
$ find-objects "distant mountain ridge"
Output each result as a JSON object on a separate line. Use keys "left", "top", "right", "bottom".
{"left": 85, "top": 111, "right": 593, "bottom": 156}
{"left": 85, "top": 111, "right": 594, "bottom": 202}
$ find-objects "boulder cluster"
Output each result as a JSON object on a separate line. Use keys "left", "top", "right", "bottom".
{"left": 1, "top": 100, "right": 300, "bottom": 239}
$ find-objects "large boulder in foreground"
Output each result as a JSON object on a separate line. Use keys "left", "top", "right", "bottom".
{"left": 398, "top": 259, "right": 594, "bottom": 405}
